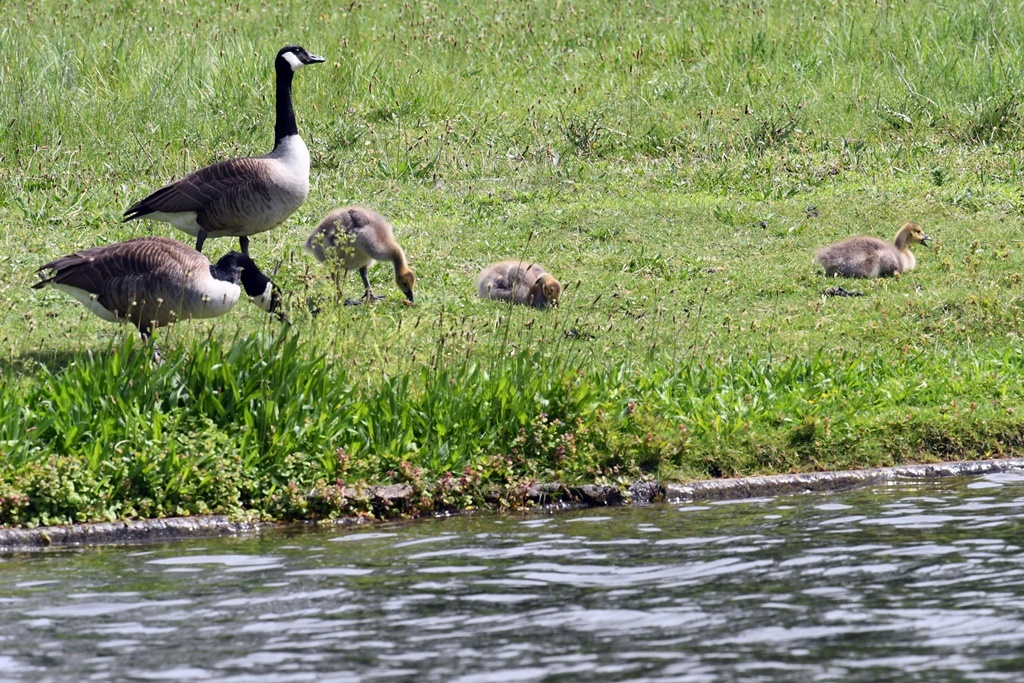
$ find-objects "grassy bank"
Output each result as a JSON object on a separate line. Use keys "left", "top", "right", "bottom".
{"left": 3, "top": 0, "right": 1024, "bottom": 526}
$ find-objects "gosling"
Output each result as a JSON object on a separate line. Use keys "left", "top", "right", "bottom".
{"left": 304, "top": 207, "right": 415, "bottom": 305}
{"left": 477, "top": 260, "right": 561, "bottom": 309}
{"left": 814, "top": 222, "right": 931, "bottom": 278}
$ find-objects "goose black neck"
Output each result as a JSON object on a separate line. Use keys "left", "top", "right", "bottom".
{"left": 210, "top": 253, "right": 246, "bottom": 284}
{"left": 274, "top": 64, "right": 298, "bottom": 147}
{"left": 239, "top": 261, "right": 272, "bottom": 299}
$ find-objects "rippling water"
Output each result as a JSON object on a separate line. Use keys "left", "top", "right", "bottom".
{"left": 3, "top": 472, "right": 1024, "bottom": 682}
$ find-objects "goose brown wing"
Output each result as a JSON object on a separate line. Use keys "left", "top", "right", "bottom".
{"left": 34, "top": 238, "right": 205, "bottom": 310}
{"left": 123, "top": 158, "right": 271, "bottom": 224}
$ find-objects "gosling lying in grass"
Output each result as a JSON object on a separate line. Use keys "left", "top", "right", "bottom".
{"left": 477, "top": 260, "right": 561, "bottom": 308}
{"left": 304, "top": 206, "right": 415, "bottom": 305}
{"left": 815, "top": 222, "right": 931, "bottom": 278}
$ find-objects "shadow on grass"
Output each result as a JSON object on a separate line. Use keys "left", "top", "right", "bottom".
{"left": 7, "top": 335, "right": 139, "bottom": 376}
{"left": 9, "top": 349, "right": 87, "bottom": 375}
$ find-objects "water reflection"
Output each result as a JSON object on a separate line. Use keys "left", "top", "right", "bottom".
{"left": 2, "top": 471, "right": 1024, "bottom": 681}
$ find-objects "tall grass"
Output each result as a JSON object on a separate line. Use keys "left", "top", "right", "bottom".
{"left": 3, "top": 326, "right": 1024, "bottom": 525}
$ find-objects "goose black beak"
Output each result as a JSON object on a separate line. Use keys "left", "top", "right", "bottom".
{"left": 307, "top": 53, "right": 326, "bottom": 64}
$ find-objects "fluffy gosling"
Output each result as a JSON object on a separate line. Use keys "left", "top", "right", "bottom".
{"left": 815, "top": 222, "right": 931, "bottom": 278}
{"left": 304, "top": 206, "right": 415, "bottom": 305}
{"left": 477, "top": 260, "right": 561, "bottom": 309}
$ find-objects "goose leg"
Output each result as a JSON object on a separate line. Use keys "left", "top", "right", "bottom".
{"left": 195, "top": 229, "right": 208, "bottom": 254}
{"left": 137, "top": 325, "right": 163, "bottom": 364}
{"left": 239, "top": 235, "right": 249, "bottom": 256}
{"left": 345, "top": 267, "right": 385, "bottom": 306}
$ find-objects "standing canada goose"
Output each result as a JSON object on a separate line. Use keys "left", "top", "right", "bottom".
{"left": 33, "top": 237, "right": 283, "bottom": 340}
{"left": 815, "top": 222, "right": 931, "bottom": 279}
{"left": 304, "top": 207, "right": 416, "bottom": 305}
{"left": 123, "top": 45, "right": 325, "bottom": 256}
{"left": 477, "top": 260, "right": 561, "bottom": 308}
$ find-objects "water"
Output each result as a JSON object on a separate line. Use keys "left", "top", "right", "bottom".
{"left": 3, "top": 472, "right": 1024, "bottom": 682}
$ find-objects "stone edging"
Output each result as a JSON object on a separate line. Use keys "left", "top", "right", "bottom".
{"left": 662, "top": 457, "right": 1024, "bottom": 502}
{"left": 0, "top": 516, "right": 262, "bottom": 554}
{"left": 3, "top": 457, "right": 1023, "bottom": 553}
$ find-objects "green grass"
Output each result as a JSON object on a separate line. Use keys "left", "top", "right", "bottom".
{"left": 4, "top": 0, "right": 1024, "bottom": 525}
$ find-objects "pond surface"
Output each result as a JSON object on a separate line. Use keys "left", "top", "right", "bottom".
{"left": 3, "top": 472, "right": 1024, "bottom": 682}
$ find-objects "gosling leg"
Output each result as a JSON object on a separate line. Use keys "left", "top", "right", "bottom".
{"left": 344, "top": 267, "right": 385, "bottom": 306}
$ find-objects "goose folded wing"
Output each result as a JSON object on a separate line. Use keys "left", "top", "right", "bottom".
{"left": 124, "top": 158, "right": 269, "bottom": 219}
{"left": 35, "top": 240, "right": 195, "bottom": 290}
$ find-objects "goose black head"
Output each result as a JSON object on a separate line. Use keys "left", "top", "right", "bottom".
{"left": 276, "top": 45, "right": 326, "bottom": 72}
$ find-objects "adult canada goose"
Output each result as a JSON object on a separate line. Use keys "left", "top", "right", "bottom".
{"left": 33, "top": 236, "right": 283, "bottom": 340}
{"left": 815, "top": 222, "right": 931, "bottom": 279}
{"left": 477, "top": 260, "right": 561, "bottom": 308}
{"left": 123, "top": 45, "right": 325, "bottom": 256}
{"left": 304, "top": 206, "right": 416, "bottom": 305}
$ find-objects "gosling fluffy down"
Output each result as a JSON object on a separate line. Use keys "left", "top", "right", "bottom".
{"left": 814, "top": 222, "right": 931, "bottom": 279}
{"left": 477, "top": 260, "right": 561, "bottom": 308}
{"left": 304, "top": 206, "right": 415, "bottom": 304}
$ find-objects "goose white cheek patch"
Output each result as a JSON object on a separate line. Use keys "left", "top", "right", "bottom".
{"left": 250, "top": 282, "right": 275, "bottom": 311}
{"left": 282, "top": 51, "right": 304, "bottom": 71}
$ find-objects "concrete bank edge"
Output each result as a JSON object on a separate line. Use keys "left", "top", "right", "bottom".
{"left": 3, "top": 457, "right": 1023, "bottom": 553}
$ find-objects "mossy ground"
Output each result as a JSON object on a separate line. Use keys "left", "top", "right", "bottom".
{"left": 3, "top": 0, "right": 1024, "bottom": 526}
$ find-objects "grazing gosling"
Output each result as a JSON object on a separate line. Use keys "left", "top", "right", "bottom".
{"left": 815, "top": 222, "right": 931, "bottom": 279}
{"left": 33, "top": 236, "right": 283, "bottom": 341}
{"left": 123, "top": 45, "right": 325, "bottom": 256}
{"left": 304, "top": 207, "right": 415, "bottom": 305}
{"left": 477, "top": 260, "right": 562, "bottom": 309}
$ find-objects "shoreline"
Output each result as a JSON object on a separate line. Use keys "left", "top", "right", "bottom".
{"left": 3, "top": 457, "right": 1021, "bottom": 554}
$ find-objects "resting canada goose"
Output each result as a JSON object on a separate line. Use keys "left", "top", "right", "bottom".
{"left": 123, "top": 45, "right": 325, "bottom": 256}
{"left": 815, "top": 222, "right": 931, "bottom": 279}
{"left": 477, "top": 260, "right": 561, "bottom": 308}
{"left": 304, "top": 207, "right": 415, "bottom": 305}
{"left": 33, "top": 236, "right": 283, "bottom": 340}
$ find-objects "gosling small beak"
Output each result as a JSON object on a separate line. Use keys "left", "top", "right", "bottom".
{"left": 406, "top": 291, "right": 414, "bottom": 304}
{"left": 921, "top": 234, "right": 932, "bottom": 247}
